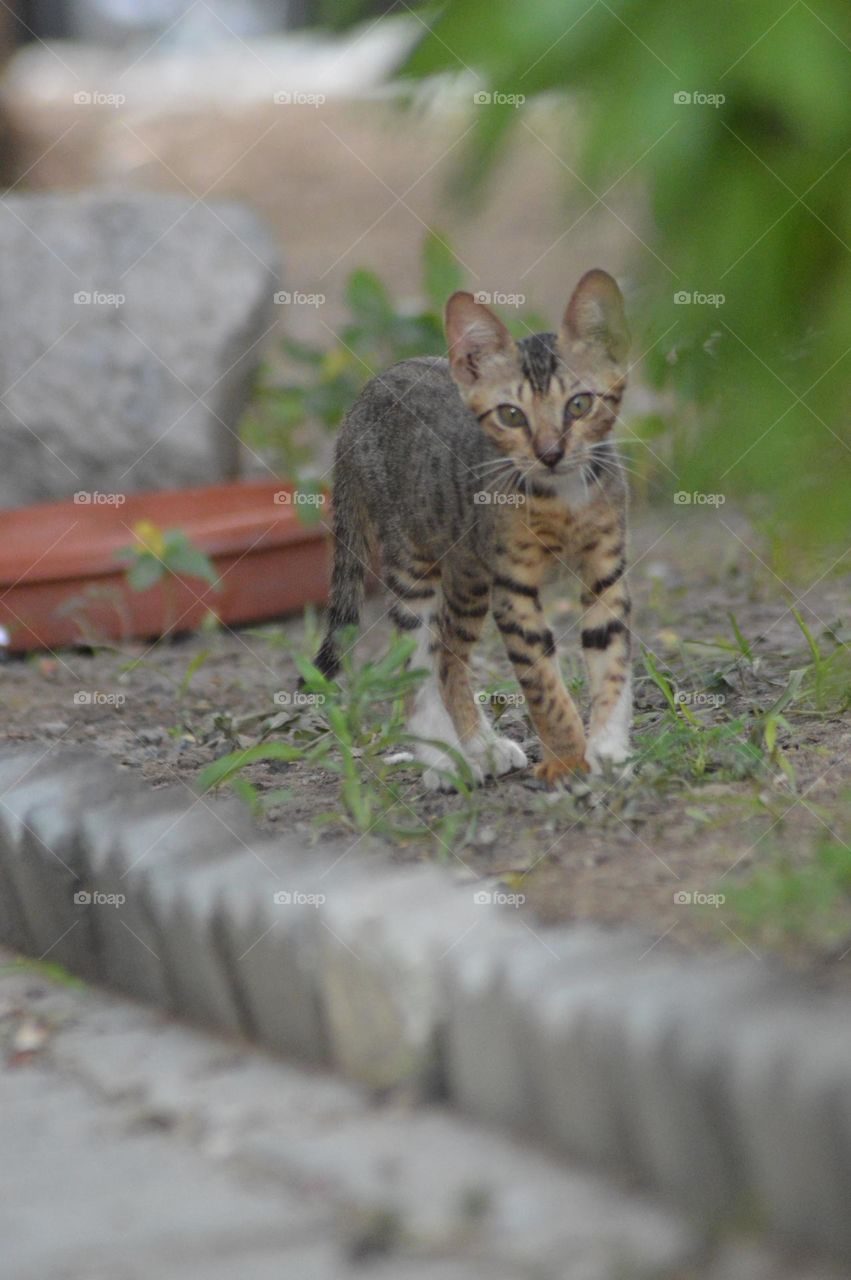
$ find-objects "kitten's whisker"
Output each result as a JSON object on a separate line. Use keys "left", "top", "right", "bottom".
{"left": 470, "top": 463, "right": 511, "bottom": 478}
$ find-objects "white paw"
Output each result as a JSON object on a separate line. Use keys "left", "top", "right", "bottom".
{"left": 422, "top": 752, "right": 485, "bottom": 793}
{"left": 466, "top": 730, "right": 527, "bottom": 779}
{"left": 587, "top": 735, "right": 632, "bottom": 778}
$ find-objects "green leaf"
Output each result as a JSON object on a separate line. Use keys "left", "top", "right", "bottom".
{"left": 178, "top": 649, "right": 210, "bottom": 696}
{"left": 422, "top": 229, "right": 464, "bottom": 312}
{"left": 197, "top": 742, "right": 305, "bottom": 793}
{"left": 127, "top": 555, "right": 164, "bottom": 592}
{"left": 345, "top": 268, "right": 395, "bottom": 328}
{"left": 165, "top": 540, "right": 220, "bottom": 588}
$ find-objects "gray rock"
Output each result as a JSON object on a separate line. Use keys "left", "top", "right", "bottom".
{"left": 727, "top": 1003, "right": 851, "bottom": 1257}
{"left": 0, "top": 748, "right": 110, "bottom": 958}
{"left": 0, "top": 750, "right": 47, "bottom": 953}
{"left": 76, "top": 786, "right": 257, "bottom": 1004}
{"left": 442, "top": 924, "right": 644, "bottom": 1135}
{"left": 316, "top": 866, "right": 491, "bottom": 1092}
{"left": 215, "top": 856, "right": 332, "bottom": 1064}
{"left": 607, "top": 959, "right": 781, "bottom": 1219}
{"left": 0, "top": 191, "right": 280, "bottom": 504}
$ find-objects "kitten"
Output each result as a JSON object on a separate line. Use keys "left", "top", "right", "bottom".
{"left": 314, "top": 269, "right": 632, "bottom": 790}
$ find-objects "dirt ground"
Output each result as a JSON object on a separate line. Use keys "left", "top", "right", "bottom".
{"left": 3, "top": 504, "right": 850, "bottom": 988}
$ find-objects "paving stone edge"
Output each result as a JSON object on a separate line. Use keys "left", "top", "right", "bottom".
{"left": 0, "top": 745, "right": 849, "bottom": 1260}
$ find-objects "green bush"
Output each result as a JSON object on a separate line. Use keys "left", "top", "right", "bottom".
{"left": 402, "top": 1, "right": 851, "bottom": 548}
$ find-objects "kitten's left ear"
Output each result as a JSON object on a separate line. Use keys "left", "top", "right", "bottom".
{"left": 561, "top": 269, "right": 630, "bottom": 364}
{"left": 445, "top": 291, "right": 515, "bottom": 387}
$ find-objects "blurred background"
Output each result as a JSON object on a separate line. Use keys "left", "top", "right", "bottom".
{"left": 0, "top": 0, "right": 849, "bottom": 550}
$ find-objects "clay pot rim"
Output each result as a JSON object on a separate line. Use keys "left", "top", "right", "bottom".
{"left": 0, "top": 479, "right": 328, "bottom": 585}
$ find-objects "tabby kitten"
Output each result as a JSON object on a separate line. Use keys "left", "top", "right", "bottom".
{"left": 315, "top": 269, "right": 632, "bottom": 790}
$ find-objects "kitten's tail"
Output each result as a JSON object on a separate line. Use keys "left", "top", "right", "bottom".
{"left": 314, "top": 469, "right": 370, "bottom": 679}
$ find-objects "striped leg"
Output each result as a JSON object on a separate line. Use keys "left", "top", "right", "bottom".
{"left": 579, "top": 542, "right": 632, "bottom": 772}
{"left": 492, "top": 571, "right": 586, "bottom": 788}
{"left": 387, "top": 556, "right": 478, "bottom": 792}
{"left": 438, "top": 572, "right": 527, "bottom": 781}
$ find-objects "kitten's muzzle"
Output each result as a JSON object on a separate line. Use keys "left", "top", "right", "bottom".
{"left": 535, "top": 444, "right": 565, "bottom": 469}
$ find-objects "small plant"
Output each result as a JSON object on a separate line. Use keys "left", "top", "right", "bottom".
{"left": 117, "top": 519, "right": 220, "bottom": 637}
{"left": 637, "top": 648, "right": 764, "bottom": 783}
{"left": 118, "top": 520, "right": 219, "bottom": 592}
{"left": 198, "top": 629, "right": 481, "bottom": 852}
{"left": 791, "top": 608, "right": 851, "bottom": 715}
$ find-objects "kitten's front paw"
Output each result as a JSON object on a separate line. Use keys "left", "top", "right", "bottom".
{"left": 534, "top": 755, "right": 589, "bottom": 790}
{"left": 587, "top": 736, "right": 632, "bottom": 778}
{"left": 422, "top": 763, "right": 485, "bottom": 793}
{"left": 466, "top": 731, "right": 527, "bottom": 779}
{"left": 418, "top": 744, "right": 485, "bottom": 793}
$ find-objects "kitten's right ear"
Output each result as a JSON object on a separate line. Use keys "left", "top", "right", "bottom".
{"left": 445, "top": 291, "right": 515, "bottom": 387}
{"left": 561, "top": 269, "right": 630, "bottom": 364}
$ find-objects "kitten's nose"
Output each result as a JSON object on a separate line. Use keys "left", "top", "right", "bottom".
{"left": 536, "top": 445, "right": 564, "bottom": 469}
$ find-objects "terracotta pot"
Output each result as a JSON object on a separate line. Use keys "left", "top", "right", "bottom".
{"left": 0, "top": 481, "right": 330, "bottom": 651}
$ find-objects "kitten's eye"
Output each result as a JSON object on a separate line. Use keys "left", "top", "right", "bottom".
{"left": 565, "top": 392, "right": 594, "bottom": 420}
{"left": 495, "top": 404, "right": 528, "bottom": 430}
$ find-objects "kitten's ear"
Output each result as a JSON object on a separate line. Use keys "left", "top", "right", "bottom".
{"left": 561, "top": 269, "right": 630, "bottom": 364}
{"left": 445, "top": 291, "right": 515, "bottom": 387}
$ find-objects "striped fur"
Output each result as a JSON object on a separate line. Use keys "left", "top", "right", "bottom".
{"left": 315, "top": 270, "right": 632, "bottom": 789}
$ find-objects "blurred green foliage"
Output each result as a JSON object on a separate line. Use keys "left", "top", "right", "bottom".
{"left": 402, "top": 0, "right": 851, "bottom": 550}
{"left": 242, "top": 230, "right": 545, "bottom": 478}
